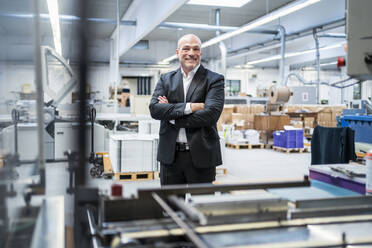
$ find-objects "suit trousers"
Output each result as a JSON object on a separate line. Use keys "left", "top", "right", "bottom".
{"left": 160, "top": 150, "right": 216, "bottom": 185}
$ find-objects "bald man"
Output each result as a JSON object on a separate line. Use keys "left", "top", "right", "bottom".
{"left": 149, "top": 34, "right": 225, "bottom": 185}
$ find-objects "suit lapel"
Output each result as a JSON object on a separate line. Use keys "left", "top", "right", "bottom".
{"left": 186, "top": 65, "right": 207, "bottom": 102}
{"left": 173, "top": 68, "right": 184, "bottom": 101}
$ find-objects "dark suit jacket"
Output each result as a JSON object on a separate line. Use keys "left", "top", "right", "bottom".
{"left": 311, "top": 125, "right": 357, "bottom": 165}
{"left": 149, "top": 65, "right": 225, "bottom": 168}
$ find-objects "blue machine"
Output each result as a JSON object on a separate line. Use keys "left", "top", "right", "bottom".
{"left": 339, "top": 115, "right": 372, "bottom": 143}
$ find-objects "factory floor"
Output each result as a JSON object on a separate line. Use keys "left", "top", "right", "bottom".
{"left": 87, "top": 146, "right": 312, "bottom": 197}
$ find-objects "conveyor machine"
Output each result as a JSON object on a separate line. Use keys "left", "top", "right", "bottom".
{"left": 83, "top": 177, "right": 372, "bottom": 248}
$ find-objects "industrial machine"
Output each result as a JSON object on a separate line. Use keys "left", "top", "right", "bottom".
{"left": 336, "top": 0, "right": 372, "bottom": 147}
{"left": 77, "top": 178, "right": 372, "bottom": 247}
{"left": 266, "top": 85, "right": 292, "bottom": 114}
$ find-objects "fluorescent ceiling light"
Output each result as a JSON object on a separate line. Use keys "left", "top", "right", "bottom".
{"left": 161, "top": 54, "right": 178, "bottom": 63}
{"left": 46, "top": 0, "right": 62, "bottom": 55}
{"left": 202, "top": 0, "right": 321, "bottom": 48}
{"left": 187, "top": 0, "right": 252, "bottom": 8}
{"left": 234, "top": 65, "right": 254, "bottom": 69}
{"left": 246, "top": 42, "right": 345, "bottom": 65}
{"left": 160, "top": 0, "right": 322, "bottom": 63}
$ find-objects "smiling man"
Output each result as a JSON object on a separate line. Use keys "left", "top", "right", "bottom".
{"left": 149, "top": 34, "right": 225, "bottom": 185}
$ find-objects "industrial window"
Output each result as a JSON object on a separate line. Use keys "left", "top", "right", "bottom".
{"left": 137, "top": 77, "right": 152, "bottom": 95}
{"left": 226, "top": 80, "right": 241, "bottom": 96}
{"left": 353, "top": 83, "right": 361, "bottom": 100}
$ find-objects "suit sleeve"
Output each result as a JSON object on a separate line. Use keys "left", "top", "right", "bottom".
{"left": 149, "top": 74, "right": 187, "bottom": 121}
{"left": 174, "top": 75, "right": 225, "bottom": 128}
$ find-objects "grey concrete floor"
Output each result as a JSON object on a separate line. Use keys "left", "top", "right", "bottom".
{"left": 86, "top": 146, "right": 312, "bottom": 197}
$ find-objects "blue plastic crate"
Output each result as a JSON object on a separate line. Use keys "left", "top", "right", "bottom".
{"left": 273, "top": 131, "right": 282, "bottom": 147}
{"left": 282, "top": 130, "right": 297, "bottom": 148}
{"left": 296, "top": 129, "right": 304, "bottom": 148}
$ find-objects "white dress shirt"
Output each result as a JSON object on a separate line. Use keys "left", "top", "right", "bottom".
{"left": 174, "top": 64, "right": 200, "bottom": 143}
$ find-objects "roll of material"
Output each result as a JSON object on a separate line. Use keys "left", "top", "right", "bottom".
{"left": 269, "top": 86, "right": 291, "bottom": 104}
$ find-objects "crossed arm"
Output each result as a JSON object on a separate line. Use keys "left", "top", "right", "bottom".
{"left": 149, "top": 75, "right": 225, "bottom": 128}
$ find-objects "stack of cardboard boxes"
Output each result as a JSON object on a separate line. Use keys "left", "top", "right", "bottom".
{"left": 285, "top": 105, "right": 346, "bottom": 128}
{"left": 218, "top": 104, "right": 346, "bottom": 131}
{"left": 218, "top": 104, "right": 265, "bottom": 131}
{"left": 254, "top": 115, "right": 291, "bottom": 131}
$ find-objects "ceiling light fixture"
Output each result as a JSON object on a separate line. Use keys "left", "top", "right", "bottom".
{"left": 160, "top": 0, "right": 322, "bottom": 64}
{"left": 246, "top": 42, "right": 345, "bottom": 65}
{"left": 46, "top": 0, "right": 62, "bottom": 55}
{"left": 187, "top": 0, "right": 252, "bottom": 8}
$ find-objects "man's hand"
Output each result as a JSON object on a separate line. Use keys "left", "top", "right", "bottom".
{"left": 157, "top": 96, "right": 168, "bottom": 104}
{"left": 191, "top": 103, "right": 204, "bottom": 112}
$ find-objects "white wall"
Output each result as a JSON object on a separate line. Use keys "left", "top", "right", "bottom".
{"left": 226, "top": 68, "right": 279, "bottom": 97}
{"left": 1, "top": 63, "right": 371, "bottom": 108}
{"left": 226, "top": 66, "right": 372, "bottom": 105}
{"left": 0, "top": 63, "right": 172, "bottom": 103}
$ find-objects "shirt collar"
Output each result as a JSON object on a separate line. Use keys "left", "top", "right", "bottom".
{"left": 181, "top": 64, "right": 200, "bottom": 79}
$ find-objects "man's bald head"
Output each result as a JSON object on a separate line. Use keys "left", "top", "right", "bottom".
{"left": 177, "top": 34, "right": 202, "bottom": 49}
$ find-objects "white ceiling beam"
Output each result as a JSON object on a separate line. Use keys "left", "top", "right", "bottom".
{"left": 112, "top": 0, "right": 188, "bottom": 57}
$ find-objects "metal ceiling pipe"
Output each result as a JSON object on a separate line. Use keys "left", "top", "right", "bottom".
{"left": 160, "top": 21, "right": 236, "bottom": 32}
{"left": 284, "top": 72, "right": 308, "bottom": 85}
{"left": 113, "top": 0, "right": 120, "bottom": 132}
{"left": 216, "top": 9, "right": 227, "bottom": 76}
{"left": 160, "top": 22, "right": 277, "bottom": 34}
{"left": 317, "top": 33, "right": 346, "bottom": 38}
{"left": 313, "top": 29, "right": 321, "bottom": 104}
{"left": 284, "top": 72, "right": 329, "bottom": 86}
{"left": 277, "top": 25, "right": 286, "bottom": 85}
{"left": 228, "top": 18, "right": 345, "bottom": 60}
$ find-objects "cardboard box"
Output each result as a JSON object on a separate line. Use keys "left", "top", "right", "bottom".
{"left": 291, "top": 117, "right": 302, "bottom": 122}
{"left": 219, "top": 105, "right": 234, "bottom": 124}
{"left": 318, "top": 112, "right": 332, "bottom": 123}
{"left": 232, "top": 113, "right": 245, "bottom": 122}
{"left": 287, "top": 105, "right": 301, "bottom": 113}
{"left": 235, "top": 105, "right": 250, "bottom": 114}
{"left": 304, "top": 117, "right": 315, "bottom": 128}
{"left": 245, "top": 114, "right": 255, "bottom": 122}
{"left": 251, "top": 104, "right": 265, "bottom": 114}
{"left": 304, "top": 120, "right": 314, "bottom": 128}
{"left": 304, "top": 117, "right": 315, "bottom": 122}
{"left": 254, "top": 115, "right": 290, "bottom": 131}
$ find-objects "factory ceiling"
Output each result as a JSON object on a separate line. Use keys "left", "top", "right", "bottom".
{"left": 0, "top": 0, "right": 346, "bottom": 70}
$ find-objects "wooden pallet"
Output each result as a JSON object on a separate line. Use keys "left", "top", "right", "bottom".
{"left": 356, "top": 152, "right": 366, "bottom": 158}
{"left": 273, "top": 146, "right": 308, "bottom": 154}
{"left": 115, "top": 171, "right": 154, "bottom": 181}
{"left": 216, "top": 167, "right": 227, "bottom": 175}
{"left": 226, "top": 143, "right": 264, "bottom": 150}
{"left": 265, "top": 144, "right": 274, "bottom": 149}
{"left": 153, "top": 169, "right": 226, "bottom": 179}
